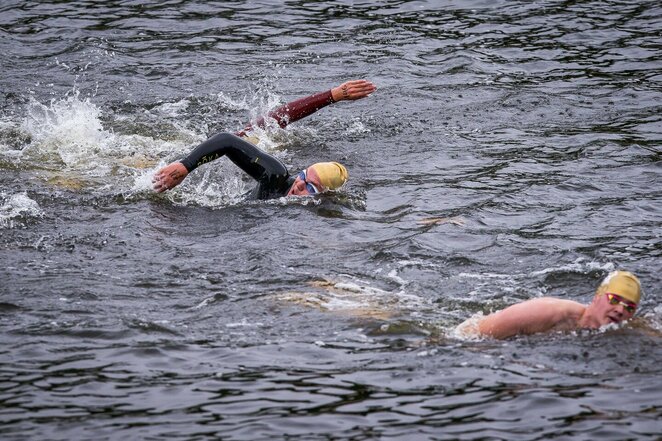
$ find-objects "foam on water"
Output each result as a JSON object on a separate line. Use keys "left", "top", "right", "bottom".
{"left": 22, "top": 90, "right": 107, "bottom": 167}
{"left": 530, "top": 259, "right": 616, "bottom": 277}
{"left": 18, "top": 89, "right": 192, "bottom": 189}
{"left": 11, "top": 87, "right": 324, "bottom": 208}
{"left": 644, "top": 305, "right": 662, "bottom": 333}
{"left": 226, "top": 319, "right": 264, "bottom": 328}
{"left": 458, "top": 258, "right": 617, "bottom": 303}
{"left": 175, "top": 164, "right": 248, "bottom": 207}
{"left": 343, "top": 117, "right": 371, "bottom": 136}
{"left": 150, "top": 99, "right": 191, "bottom": 118}
{"left": 274, "top": 274, "right": 429, "bottom": 321}
{"left": 451, "top": 311, "right": 486, "bottom": 341}
{"left": 0, "top": 192, "right": 43, "bottom": 229}
{"left": 215, "top": 91, "right": 251, "bottom": 112}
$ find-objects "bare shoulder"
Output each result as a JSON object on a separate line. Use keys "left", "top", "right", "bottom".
{"left": 526, "top": 297, "right": 584, "bottom": 310}
{"left": 516, "top": 297, "right": 584, "bottom": 321}
{"left": 476, "top": 297, "right": 585, "bottom": 338}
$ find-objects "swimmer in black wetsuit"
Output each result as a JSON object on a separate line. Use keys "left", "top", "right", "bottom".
{"left": 152, "top": 79, "right": 376, "bottom": 198}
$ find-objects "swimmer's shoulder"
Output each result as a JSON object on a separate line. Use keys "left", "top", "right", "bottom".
{"left": 523, "top": 297, "right": 584, "bottom": 316}
{"left": 527, "top": 297, "right": 585, "bottom": 330}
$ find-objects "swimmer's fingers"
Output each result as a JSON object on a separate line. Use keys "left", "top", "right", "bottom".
{"left": 152, "top": 171, "right": 170, "bottom": 193}
{"left": 332, "top": 80, "right": 377, "bottom": 101}
{"left": 152, "top": 162, "right": 188, "bottom": 193}
{"left": 152, "top": 174, "right": 172, "bottom": 193}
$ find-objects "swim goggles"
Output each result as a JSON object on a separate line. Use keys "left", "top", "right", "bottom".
{"left": 606, "top": 293, "right": 637, "bottom": 314}
{"left": 297, "top": 170, "right": 319, "bottom": 194}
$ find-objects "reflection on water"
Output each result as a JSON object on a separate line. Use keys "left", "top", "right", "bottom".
{"left": 1, "top": 0, "right": 661, "bottom": 439}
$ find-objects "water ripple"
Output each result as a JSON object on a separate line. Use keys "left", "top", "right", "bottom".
{"left": 1, "top": 1, "right": 661, "bottom": 439}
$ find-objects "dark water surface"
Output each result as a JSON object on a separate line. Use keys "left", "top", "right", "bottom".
{"left": 1, "top": 1, "right": 661, "bottom": 439}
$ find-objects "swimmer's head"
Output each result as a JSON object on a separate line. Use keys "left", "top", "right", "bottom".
{"left": 287, "top": 161, "right": 349, "bottom": 196}
{"left": 308, "top": 162, "right": 348, "bottom": 191}
{"left": 595, "top": 270, "right": 641, "bottom": 305}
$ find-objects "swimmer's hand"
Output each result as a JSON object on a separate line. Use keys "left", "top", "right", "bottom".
{"left": 331, "top": 80, "right": 377, "bottom": 102}
{"left": 152, "top": 162, "right": 189, "bottom": 193}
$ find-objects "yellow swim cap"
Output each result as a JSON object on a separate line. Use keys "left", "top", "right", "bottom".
{"left": 595, "top": 270, "right": 641, "bottom": 304}
{"left": 308, "top": 162, "right": 349, "bottom": 191}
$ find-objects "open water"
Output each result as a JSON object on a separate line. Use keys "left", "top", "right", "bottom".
{"left": 1, "top": 1, "right": 661, "bottom": 440}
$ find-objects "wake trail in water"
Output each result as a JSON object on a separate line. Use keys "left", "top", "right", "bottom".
{"left": 0, "top": 86, "right": 339, "bottom": 208}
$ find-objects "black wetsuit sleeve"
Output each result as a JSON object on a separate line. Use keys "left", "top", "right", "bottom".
{"left": 179, "top": 133, "right": 290, "bottom": 196}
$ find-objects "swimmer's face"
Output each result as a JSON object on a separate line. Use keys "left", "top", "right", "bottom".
{"left": 591, "top": 292, "right": 637, "bottom": 326}
{"left": 287, "top": 167, "right": 324, "bottom": 196}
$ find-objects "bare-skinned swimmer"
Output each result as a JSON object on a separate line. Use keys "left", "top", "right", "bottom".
{"left": 458, "top": 271, "right": 643, "bottom": 339}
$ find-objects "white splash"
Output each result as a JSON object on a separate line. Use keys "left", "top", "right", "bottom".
{"left": 530, "top": 259, "right": 615, "bottom": 277}
{"left": 151, "top": 99, "right": 191, "bottom": 117}
{"left": 451, "top": 311, "right": 486, "bottom": 341}
{"left": 12, "top": 86, "right": 327, "bottom": 208}
{"left": 22, "top": 90, "right": 108, "bottom": 167}
{"left": 216, "top": 91, "right": 251, "bottom": 111}
{"left": 17, "top": 90, "right": 201, "bottom": 197}
{"left": 0, "top": 192, "right": 43, "bottom": 229}
{"left": 344, "top": 117, "right": 371, "bottom": 135}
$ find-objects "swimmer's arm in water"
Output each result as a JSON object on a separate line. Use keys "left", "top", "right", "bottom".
{"left": 153, "top": 79, "right": 376, "bottom": 192}
{"left": 476, "top": 298, "right": 583, "bottom": 339}
{"left": 152, "top": 133, "right": 284, "bottom": 192}
{"left": 236, "top": 79, "right": 376, "bottom": 136}
{"left": 152, "top": 161, "right": 188, "bottom": 192}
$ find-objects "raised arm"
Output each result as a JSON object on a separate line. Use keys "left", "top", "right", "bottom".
{"left": 236, "top": 79, "right": 376, "bottom": 136}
